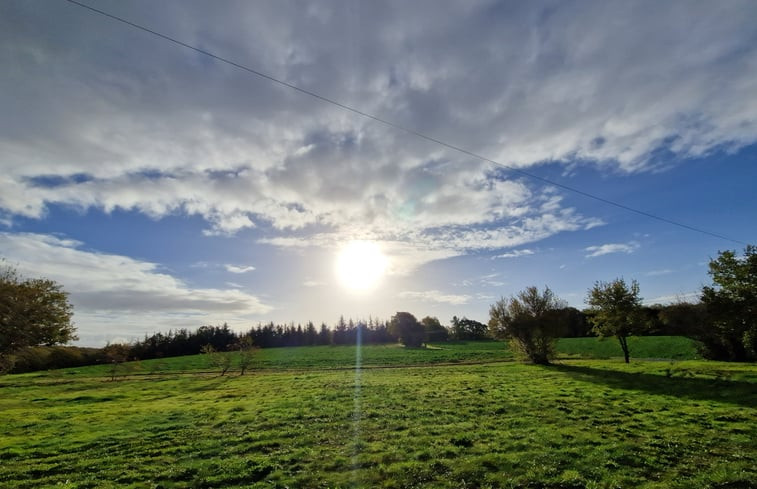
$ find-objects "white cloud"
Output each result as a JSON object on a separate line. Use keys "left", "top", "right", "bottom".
{"left": 0, "top": 233, "right": 272, "bottom": 345}
{"left": 398, "top": 290, "right": 473, "bottom": 305}
{"left": 493, "top": 249, "right": 535, "bottom": 259}
{"left": 585, "top": 241, "right": 640, "bottom": 258}
{"left": 257, "top": 203, "right": 594, "bottom": 276}
{"left": 645, "top": 291, "right": 701, "bottom": 305}
{"left": 456, "top": 272, "right": 507, "bottom": 289}
{"left": 224, "top": 264, "right": 256, "bottom": 274}
{"left": 0, "top": 0, "right": 754, "bottom": 248}
{"left": 302, "top": 280, "right": 326, "bottom": 288}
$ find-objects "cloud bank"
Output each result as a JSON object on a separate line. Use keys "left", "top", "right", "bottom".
{"left": 0, "top": 0, "right": 755, "bottom": 253}
{"left": 0, "top": 232, "right": 271, "bottom": 344}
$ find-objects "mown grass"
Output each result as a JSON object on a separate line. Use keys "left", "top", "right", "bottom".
{"left": 2, "top": 338, "right": 753, "bottom": 488}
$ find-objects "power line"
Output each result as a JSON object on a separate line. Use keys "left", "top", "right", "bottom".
{"left": 63, "top": 0, "right": 748, "bottom": 246}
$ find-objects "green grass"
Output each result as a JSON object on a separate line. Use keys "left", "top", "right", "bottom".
{"left": 28, "top": 336, "right": 699, "bottom": 379}
{"left": 33, "top": 341, "right": 514, "bottom": 378}
{"left": 2, "top": 338, "right": 754, "bottom": 488}
{"left": 557, "top": 335, "right": 700, "bottom": 361}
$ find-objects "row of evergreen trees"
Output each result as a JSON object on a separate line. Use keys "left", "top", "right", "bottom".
{"left": 129, "top": 318, "right": 397, "bottom": 360}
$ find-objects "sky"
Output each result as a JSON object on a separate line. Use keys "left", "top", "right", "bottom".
{"left": 1, "top": 0, "right": 756, "bottom": 346}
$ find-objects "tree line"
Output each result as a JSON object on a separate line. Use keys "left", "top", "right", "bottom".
{"left": 489, "top": 245, "right": 757, "bottom": 364}
{"left": 1, "top": 245, "right": 755, "bottom": 373}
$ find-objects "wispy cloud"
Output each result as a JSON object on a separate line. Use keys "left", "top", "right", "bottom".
{"left": 225, "top": 264, "right": 256, "bottom": 274}
{"left": 456, "top": 272, "right": 506, "bottom": 288}
{"left": 492, "top": 249, "right": 535, "bottom": 259}
{"left": 302, "top": 280, "right": 325, "bottom": 288}
{"left": 585, "top": 241, "right": 640, "bottom": 258}
{"left": 398, "top": 290, "right": 472, "bottom": 305}
{"left": 645, "top": 291, "right": 701, "bottom": 305}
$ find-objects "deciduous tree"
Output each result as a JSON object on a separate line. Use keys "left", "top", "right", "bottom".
{"left": 700, "top": 245, "right": 757, "bottom": 361}
{"left": 450, "top": 316, "right": 488, "bottom": 340}
{"left": 586, "top": 278, "right": 645, "bottom": 363}
{"left": 201, "top": 344, "right": 232, "bottom": 376}
{"left": 236, "top": 336, "right": 257, "bottom": 375}
{"left": 421, "top": 316, "right": 449, "bottom": 342}
{"left": 1, "top": 263, "right": 76, "bottom": 372}
{"left": 388, "top": 312, "right": 425, "bottom": 347}
{"left": 489, "top": 286, "right": 567, "bottom": 364}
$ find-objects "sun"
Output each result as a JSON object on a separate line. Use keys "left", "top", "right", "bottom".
{"left": 335, "top": 240, "right": 388, "bottom": 292}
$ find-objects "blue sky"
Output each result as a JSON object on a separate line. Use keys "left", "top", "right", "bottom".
{"left": 1, "top": 0, "right": 756, "bottom": 345}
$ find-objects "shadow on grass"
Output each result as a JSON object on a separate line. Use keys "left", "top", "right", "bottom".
{"left": 552, "top": 364, "right": 757, "bottom": 408}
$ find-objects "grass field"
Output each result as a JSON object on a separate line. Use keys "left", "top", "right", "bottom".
{"left": 2, "top": 338, "right": 755, "bottom": 488}
{"left": 16, "top": 336, "right": 700, "bottom": 378}
{"left": 556, "top": 335, "right": 700, "bottom": 361}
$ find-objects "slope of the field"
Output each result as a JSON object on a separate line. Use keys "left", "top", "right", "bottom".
{"left": 13, "top": 336, "right": 699, "bottom": 378}
{"left": 2, "top": 338, "right": 755, "bottom": 488}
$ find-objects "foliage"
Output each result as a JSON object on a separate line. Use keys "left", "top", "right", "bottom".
{"left": 586, "top": 278, "right": 646, "bottom": 363}
{"left": 4, "top": 346, "right": 103, "bottom": 373}
{"left": 0, "top": 263, "right": 76, "bottom": 372}
{"left": 1, "top": 358, "right": 755, "bottom": 488}
{"left": 449, "top": 316, "right": 488, "bottom": 340}
{"left": 201, "top": 344, "right": 232, "bottom": 376}
{"left": 128, "top": 319, "right": 397, "bottom": 362}
{"left": 235, "top": 336, "right": 257, "bottom": 375}
{"left": 554, "top": 306, "right": 592, "bottom": 337}
{"left": 421, "top": 316, "right": 449, "bottom": 342}
{"left": 389, "top": 312, "right": 425, "bottom": 347}
{"left": 656, "top": 301, "right": 708, "bottom": 337}
{"left": 489, "top": 286, "right": 567, "bottom": 364}
{"left": 700, "top": 245, "right": 757, "bottom": 361}
{"left": 103, "top": 343, "right": 132, "bottom": 381}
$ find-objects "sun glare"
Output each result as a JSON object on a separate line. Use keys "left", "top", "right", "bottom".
{"left": 336, "top": 240, "right": 388, "bottom": 292}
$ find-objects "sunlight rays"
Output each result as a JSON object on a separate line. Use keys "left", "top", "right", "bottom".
{"left": 335, "top": 240, "right": 388, "bottom": 293}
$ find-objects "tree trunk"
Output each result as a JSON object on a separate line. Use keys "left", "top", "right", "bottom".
{"left": 617, "top": 335, "right": 630, "bottom": 363}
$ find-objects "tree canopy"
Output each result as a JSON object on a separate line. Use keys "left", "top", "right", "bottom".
{"left": 389, "top": 312, "right": 425, "bottom": 347}
{"left": 700, "top": 245, "right": 757, "bottom": 361}
{"left": 450, "top": 316, "right": 488, "bottom": 340}
{"left": 0, "top": 263, "right": 76, "bottom": 371}
{"left": 421, "top": 316, "right": 449, "bottom": 342}
{"left": 489, "top": 286, "right": 567, "bottom": 364}
{"left": 586, "top": 278, "right": 645, "bottom": 363}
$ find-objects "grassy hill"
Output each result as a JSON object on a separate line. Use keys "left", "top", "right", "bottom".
{"left": 2, "top": 338, "right": 755, "bottom": 488}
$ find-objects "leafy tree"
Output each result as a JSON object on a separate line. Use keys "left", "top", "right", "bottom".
{"left": 421, "top": 316, "right": 449, "bottom": 342}
{"left": 388, "top": 312, "right": 425, "bottom": 347}
{"left": 488, "top": 286, "right": 567, "bottom": 364}
{"left": 553, "top": 307, "right": 591, "bottom": 337}
{"left": 656, "top": 301, "right": 708, "bottom": 337}
{"left": 700, "top": 245, "right": 757, "bottom": 361}
{"left": 586, "top": 278, "right": 645, "bottom": 363}
{"left": 201, "top": 344, "right": 232, "bottom": 376}
{"left": 0, "top": 263, "right": 76, "bottom": 372}
{"left": 450, "top": 316, "right": 489, "bottom": 340}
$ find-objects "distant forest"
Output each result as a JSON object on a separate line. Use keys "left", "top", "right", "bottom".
{"left": 8, "top": 305, "right": 695, "bottom": 374}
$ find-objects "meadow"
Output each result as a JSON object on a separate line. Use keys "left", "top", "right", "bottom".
{"left": 1, "top": 338, "right": 755, "bottom": 488}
